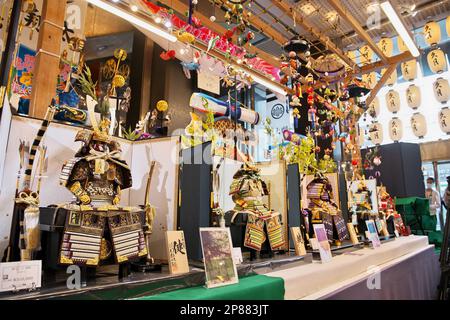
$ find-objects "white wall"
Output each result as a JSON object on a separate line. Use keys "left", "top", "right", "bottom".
{"left": 0, "top": 116, "right": 180, "bottom": 260}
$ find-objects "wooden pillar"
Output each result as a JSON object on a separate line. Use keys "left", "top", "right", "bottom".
{"left": 29, "top": 0, "right": 66, "bottom": 119}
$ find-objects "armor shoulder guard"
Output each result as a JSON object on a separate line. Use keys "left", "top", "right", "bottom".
{"left": 115, "top": 160, "right": 132, "bottom": 190}
{"left": 60, "top": 158, "right": 88, "bottom": 187}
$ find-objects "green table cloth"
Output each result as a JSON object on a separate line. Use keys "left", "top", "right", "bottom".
{"left": 133, "top": 275, "right": 285, "bottom": 300}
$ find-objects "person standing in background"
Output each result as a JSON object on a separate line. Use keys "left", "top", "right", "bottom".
{"left": 444, "top": 176, "right": 450, "bottom": 210}
{"left": 426, "top": 177, "right": 441, "bottom": 217}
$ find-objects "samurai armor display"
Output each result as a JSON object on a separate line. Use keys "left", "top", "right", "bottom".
{"left": 57, "top": 121, "right": 147, "bottom": 268}
{"left": 107, "top": 211, "right": 147, "bottom": 263}
{"left": 60, "top": 210, "right": 105, "bottom": 266}
{"left": 228, "top": 164, "right": 286, "bottom": 252}
{"left": 59, "top": 209, "right": 148, "bottom": 266}
{"left": 306, "top": 176, "right": 349, "bottom": 242}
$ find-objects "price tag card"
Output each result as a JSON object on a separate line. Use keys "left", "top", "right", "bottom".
{"left": 366, "top": 220, "right": 381, "bottom": 248}
{"left": 0, "top": 260, "right": 42, "bottom": 293}
{"left": 232, "top": 248, "right": 243, "bottom": 265}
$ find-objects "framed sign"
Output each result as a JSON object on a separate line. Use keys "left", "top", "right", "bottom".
{"left": 200, "top": 228, "right": 238, "bottom": 289}
{"left": 366, "top": 220, "right": 381, "bottom": 248}
{"left": 290, "top": 227, "right": 306, "bottom": 256}
{"left": 313, "top": 224, "right": 332, "bottom": 263}
{"left": 0, "top": 260, "right": 42, "bottom": 293}
{"left": 165, "top": 231, "right": 189, "bottom": 274}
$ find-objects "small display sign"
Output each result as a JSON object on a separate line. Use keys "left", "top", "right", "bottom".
{"left": 0, "top": 260, "right": 42, "bottom": 293}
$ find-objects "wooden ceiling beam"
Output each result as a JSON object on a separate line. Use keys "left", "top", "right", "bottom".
{"left": 365, "top": 62, "right": 397, "bottom": 106}
{"left": 157, "top": 0, "right": 280, "bottom": 67}
{"left": 272, "top": 0, "right": 358, "bottom": 70}
{"left": 353, "top": 51, "right": 412, "bottom": 78}
{"left": 326, "top": 0, "right": 389, "bottom": 64}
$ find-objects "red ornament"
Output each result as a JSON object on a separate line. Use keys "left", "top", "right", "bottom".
{"left": 351, "top": 159, "right": 359, "bottom": 166}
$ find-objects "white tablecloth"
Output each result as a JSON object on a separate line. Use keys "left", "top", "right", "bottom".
{"left": 266, "top": 236, "right": 440, "bottom": 300}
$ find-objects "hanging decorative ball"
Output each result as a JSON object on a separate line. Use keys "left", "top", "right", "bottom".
{"left": 381, "top": 67, "right": 397, "bottom": 86}
{"left": 377, "top": 37, "right": 393, "bottom": 57}
{"left": 114, "top": 48, "right": 127, "bottom": 61}
{"left": 388, "top": 117, "right": 403, "bottom": 142}
{"left": 373, "top": 156, "right": 382, "bottom": 166}
{"left": 385, "top": 90, "right": 401, "bottom": 114}
{"left": 112, "top": 75, "right": 126, "bottom": 88}
{"left": 192, "top": 0, "right": 198, "bottom": 5}
{"left": 397, "top": 37, "right": 408, "bottom": 53}
{"left": 433, "top": 78, "right": 450, "bottom": 104}
{"left": 406, "top": 85, "right": 421, "bottom": 110}
{"left": 438, "top": 107, "right": 450, "bottom": 134}
{"left": 369, "top": 122, "right": 383, "bottom": 145}
{"left": 424, "top": 21, "right": 441, "bottom": 46}
{"left": 156, "top": 100, "right": 169, "bottom": 112}
{"left": 368, "top": 97, "right": 380, "bottom": 118}
{"left": 360, "top": 45, "right": 373, "bottom": 64}
{"left": 410, "top": 113, "right": 427, "bottom": 138}
{"left": 210, "top": 16, "right": 216, "bottom": 22}
{"left": 401, "top": 59, "right": 417, "bottom": 81}
{"left": 427, "top": 48, "right": 447, "bottom": 74}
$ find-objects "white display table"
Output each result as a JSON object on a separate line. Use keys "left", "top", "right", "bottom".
{"left": 266, "top": 236, "right": 440, "bottom": 300}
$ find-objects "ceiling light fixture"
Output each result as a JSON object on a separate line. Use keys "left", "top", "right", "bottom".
{"left": 380, "top": 1, "right": 420, "bottom": 57}
{"left": 86, "top": 0, "right": 177, "bottom": 42}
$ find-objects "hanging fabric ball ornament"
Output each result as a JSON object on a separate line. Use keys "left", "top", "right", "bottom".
{"left": 433, "top": 78, "right": 450, "bottom": 104}
{"left": 438, "top": 107, "right": 450, "bottom": 134}
{"left": 427, "top": 48, "right": 447, "bottom": 74}
{"left": 401, "top": 59, "right": 417, "bottom": 81}
{"left": 210, "top": 16, "right": 216, "bottom": 22}
{"left": 410, "top": 113, "right": 427, "bottom": 138}
{"left": 385, "top": 90, "right": 401, "bottom": 114}
{"left": 388, "top": 118, "right": 403, "bottom": 142}
{"left": 424, "top": 21, "right": 441, "bottom": 46}
{"left": 406, "top": 85, "right": 421, "bottom": 110}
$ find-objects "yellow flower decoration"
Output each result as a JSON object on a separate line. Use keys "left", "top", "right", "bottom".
{"left": 112, "top": 75, "right": 126, "bottom": 88}
{"left": 177, "top": 31, "right": 196, "bottom": 44}
{"left": 156, "top": 100, "right": 169, "bottom": 112}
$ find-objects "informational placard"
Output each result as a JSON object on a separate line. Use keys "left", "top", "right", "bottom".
{"left": 197, "top": 71, "right": 221, "bottom": 95}
{"left": 232, "top": 248, "right": 243, "bottom": 265}
{"left": 165, "top": 231, "right": 189, "bottom": 275}
{"left": 347, "top": 223, "right": 360, "bottom": 245}
{"left": 0, "top": 260, "right": 42, "bottom": 293}
{"left": 313, "top": 224, "right": 332, "bottom": 263}
{"left": 200, "top": 228, "right": 238, "bottom": 289}
{"left": 290, "top": 227, "right": 306, "bottom": 256}
{"left": 366, "top": 220, "right": 381, "bottom": 248}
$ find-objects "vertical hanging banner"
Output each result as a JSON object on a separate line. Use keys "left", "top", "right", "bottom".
{"left": 0, "top": 0, "right": 14, "bottom": 66}
{"left": 9, "top": 0, "right": 87, "bottom": 113}
{"left": 266, "top": 92, "right": 289, "bottom": 131}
